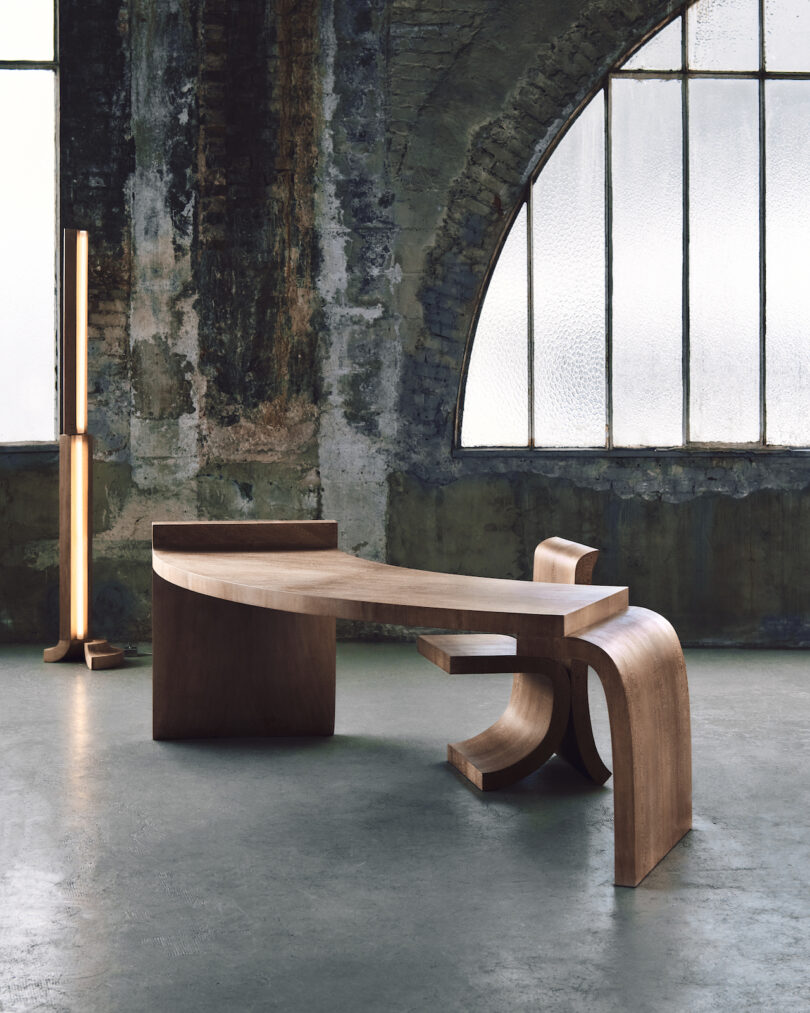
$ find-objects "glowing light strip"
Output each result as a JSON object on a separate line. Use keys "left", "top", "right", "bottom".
{"left": 75, "top": 232, "right": 88, "bottom": 434}
{"left": 70, "top": 437, "right": 88, "bottom": 640}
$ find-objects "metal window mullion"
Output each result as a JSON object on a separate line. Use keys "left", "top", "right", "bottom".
{"left": 0, "top": 60, "right": 57, "bottom": 70}
{"left": 612, "top": 70, "right": 810, "bottom": 80}
{"left": 526, "top": 185, "right": 535, "bottom": 448}
{"left": 605, "top": 80, "right": 613, "bottom": 449}
{"left": 759, "top": 0, "right": 767, "bottom": 445}
{"left": 682, "top": 12, "right": 691, "bottom": 446}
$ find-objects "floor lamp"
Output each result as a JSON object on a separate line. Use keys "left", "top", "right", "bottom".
{"left": 44, "top": 229, "right": 124, "bottom": 671}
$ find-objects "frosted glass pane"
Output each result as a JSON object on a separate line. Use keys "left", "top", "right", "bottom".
{"left": 461, "top": 204, "right": 529, "bottom": 447}
{"left": 687, "top": 0, "right": 759, "bottom": 71}
{"left": 0, "top": 71, "right": 56, "bottom": 443}
{"left": 0, "top": 0, "right": 53, "bottom": 60}
{"left": 765, "top": 0, "right": 810, "bottom": 71}
{"left": 532, "top": 93, "right": 606, "bottom": 448}
{"left": 689, "top": 80, "right": 760, "bottom": 443}
{"left": 611, "top": 79, "right": 683, "bottom": 447}
{"left": 621, "top": 18, "right": 682, "bottom": 71}
{"left": 765, "top": 81, "right": 810, "bottom": 445}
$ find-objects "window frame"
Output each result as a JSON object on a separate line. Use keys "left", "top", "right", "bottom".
{"left": 0, "top": 1, "right": 59, "bottom": 449}
{"left": 456, "top": 0, "right": 810, "bottom": 456}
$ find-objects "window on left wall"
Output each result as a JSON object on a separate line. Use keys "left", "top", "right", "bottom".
{"left": 0, "top": 0, "right": 57, "bottom": 443}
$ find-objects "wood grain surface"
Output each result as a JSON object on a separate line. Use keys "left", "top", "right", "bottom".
{"left": 152, "top": 573, "right": 336, "bottom": 740}
{"left": 558, "top": 607, "right": 692, "bottom": 886}
{"left": 419, "top": 536, "right": 612, "bottom": 789}
{"left": 152, "top": 546, "right": 628, "bottom": 638}
{"left": 153, "top": 520, "right": 338, "bottom": 552}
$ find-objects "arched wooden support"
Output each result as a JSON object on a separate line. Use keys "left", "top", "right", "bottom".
{"left": 535, "top": 538, "right": 610, "bottom": 786}
{"left": 559, "top": 607, "right": 692, "bottom": 886}
{"left": 555, "top": 658, "right": 611, "bottom": 785}
{"left": 421, "top": 536, "right": 611, "bottom": 789}
{"left": 448, "top": 658, "right": 571, "bottom": 790}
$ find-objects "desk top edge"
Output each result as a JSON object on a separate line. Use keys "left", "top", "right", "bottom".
{"left": 152, "top": 543, "right": 629, "bottom": 636}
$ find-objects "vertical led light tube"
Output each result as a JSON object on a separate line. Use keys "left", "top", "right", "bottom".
{"left": 75, "top": 231, "right": 88, "bottom": 434}
{"left": 69, "top": 436, "right": 88, "bottom": 641}
{"left": 45, "top": 229, "right": 123, "bottom": 669}
{"left": 70, "top": 231, "right": 89, "bottom": 641}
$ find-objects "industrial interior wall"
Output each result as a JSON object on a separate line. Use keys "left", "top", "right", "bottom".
{"left": 1, "top": 0, "right": 807, "bottom": 646}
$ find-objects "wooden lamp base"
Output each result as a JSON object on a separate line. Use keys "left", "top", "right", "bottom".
{"left": 84, "top": 639, "right": 125, "bottom": 670}
{"left": 42, "top": 434, "right": 124, "bottom": 672}
{"left": 44, "top": 637, "right": 124, "bottom": 670}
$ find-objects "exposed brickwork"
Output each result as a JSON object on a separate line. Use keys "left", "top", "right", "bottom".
{"left": 401, "top": 0, "right": 686, "bottom": 473}
{"left": 60, "top": 0, "right": 133, "bottom": 460}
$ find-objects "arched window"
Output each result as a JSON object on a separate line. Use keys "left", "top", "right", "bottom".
{"left": 460, "top": 0, "right": 810, "bottom": 450}
{"left": 0, "top": 0, "right": 57, "bottom": 443}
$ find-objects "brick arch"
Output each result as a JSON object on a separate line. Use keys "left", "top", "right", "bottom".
{"left": 401, "top": 0, "right": 682, "bottom": 470}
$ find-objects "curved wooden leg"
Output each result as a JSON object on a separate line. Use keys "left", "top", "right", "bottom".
{"left": 447, "top": 657, "right": 571, "bottom": 790}
{"left": 556, "top": 660, "right": 612, "bottom": 786}
{"left": 565, "top": 607, "right": 692, "bottom": 886}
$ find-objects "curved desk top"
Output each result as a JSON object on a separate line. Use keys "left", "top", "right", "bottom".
{"left": 152, "top": 520, "right": 628, "bottom": 638}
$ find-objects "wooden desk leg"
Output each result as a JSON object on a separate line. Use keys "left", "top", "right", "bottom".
{"left": 445, "top": 654, "right": 610, "bottom": 790}
{"left": 447, "top": 656, "right": 571, "bottom": 790}
{"left": 152, "top": 573, "right": 336, "bottom": 740}
{"left": 556, "top": 659, "right": 612, "bottom": 786}
{"left": 565, "top": 607, "right": 692, "bottom": 887}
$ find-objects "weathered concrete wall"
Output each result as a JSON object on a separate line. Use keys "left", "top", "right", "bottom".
{"left": 1, "top": 0, "right": 807, "bottom": 646}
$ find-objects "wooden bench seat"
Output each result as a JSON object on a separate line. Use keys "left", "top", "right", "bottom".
{"left": 152, "top": 520, "right": 691, "bottom": 887}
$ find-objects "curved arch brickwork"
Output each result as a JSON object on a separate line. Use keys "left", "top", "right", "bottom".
{"left": 403, "top": 0, "right": 682, "bottom": 470}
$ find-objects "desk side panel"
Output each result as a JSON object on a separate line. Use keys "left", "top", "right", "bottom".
{"left": 152, "top": 573, "right": 335, "bottom": 739}
{"left": 152, "top": 520, "right": 338, "bottom": 551}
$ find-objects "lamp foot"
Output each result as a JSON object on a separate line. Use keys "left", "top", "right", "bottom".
{"left": 44, "top": 639, "right": 85, "bottom": 662}
{"left": 84, "top": 639, "right": 125, "bottom": 670}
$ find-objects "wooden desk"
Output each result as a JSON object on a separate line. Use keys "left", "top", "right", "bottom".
{"left": 152, "top": 520, "right": 691, "bottom": 886}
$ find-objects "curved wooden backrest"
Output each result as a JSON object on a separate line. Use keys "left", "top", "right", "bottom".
{"left": 533, "top": 537, "right": 599, "bottom": 586}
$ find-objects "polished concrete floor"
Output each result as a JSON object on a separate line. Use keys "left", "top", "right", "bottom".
{"left": 0, "top": 644, "right": 808, "bottom": 1012}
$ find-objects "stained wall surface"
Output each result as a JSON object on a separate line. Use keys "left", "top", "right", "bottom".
{"left": 1, "top": 0, "right": 807, "bottom": 646}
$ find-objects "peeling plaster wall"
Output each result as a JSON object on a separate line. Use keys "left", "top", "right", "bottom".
{"left": 1, "top": 0, "right": 807, "bottom": 646}
{"left": 316, "top": 0, "right": 401, "bottom": 560}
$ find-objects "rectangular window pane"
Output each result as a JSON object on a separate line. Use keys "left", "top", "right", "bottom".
{"left": 687, "top": 0, "right": 760, "bottom": 71}
{"left": 0, "top": 70, "right": 56, "bottom": 442}
{"left": 611, "top": 79, "right": 683, "bottom": 447}
{"left": 689, "top": 79, "right": 760, "bottom": 443}
{"left": 532, "top": 93, "right": 606, "bottom": 448}
{"left": 765, "top": 81, "right": 810, "bottom": 446}
{"left": 461, "top": 204, "right": 529, "bottom": 447}
{"left": 0, "top": 0, "right": 53, "bottom": 60}
{"left": 765, "top": 0, "right": 810, "bottom": 71}
{"left": 621, "top": 18, "right": 682, "bottom": 71}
